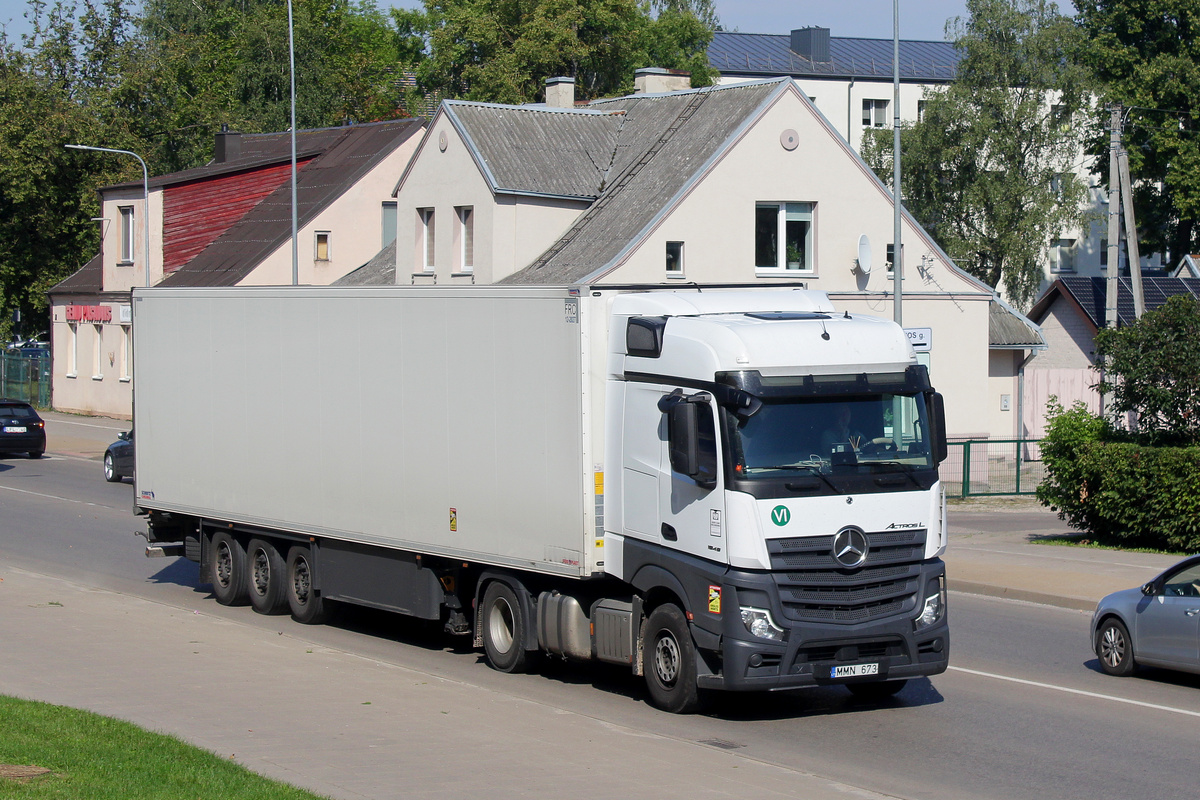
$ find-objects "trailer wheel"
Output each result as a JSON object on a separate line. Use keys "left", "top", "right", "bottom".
{"left": 643, "top": 604, "right": 700, "bottom": 714}
{"left": 209, "top": 532, "right": 248, "bottom": 606}
{"left": 247, "top": 538, "right": 288, "bottom": 615}
{"left": 481, "top": 581, "right": 533, "bottom": 673}
{"left": 285, "top": 546, "right": 328, "bottom": 624}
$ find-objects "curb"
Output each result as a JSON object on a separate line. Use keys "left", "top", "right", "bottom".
{"left": 949, "top": 580, "right": 1096, "bottom": 613}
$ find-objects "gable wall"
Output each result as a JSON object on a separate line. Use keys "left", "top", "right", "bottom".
{"left": 1028, "top": 298, "right": 1097, "bottom": 369}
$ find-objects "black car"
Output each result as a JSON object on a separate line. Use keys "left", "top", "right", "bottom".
{"left": 104, "top": 430, "right": 134, "bottom": 482}
{"left": 0, "top": 399, "right": 46, "bottom": 458}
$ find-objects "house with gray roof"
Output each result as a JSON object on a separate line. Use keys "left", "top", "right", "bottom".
{"left": 364, "top": 72, "right": 1043, "bottom": 442}
{"left": 49, "top": 118, "right": 424, "bottom": 417}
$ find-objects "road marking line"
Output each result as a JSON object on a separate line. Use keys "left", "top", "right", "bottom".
{"left": 0, "top": 483, "right": 112, "bottom": 510}
{"left": 950, "top": 665, "right": 1200, "bottom": 718}
{"left": 45, "top": 418, "right": 125, "bottom": 431}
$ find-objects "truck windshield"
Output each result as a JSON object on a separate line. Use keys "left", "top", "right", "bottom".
{"left": 726, "top": 393, "right": 936, "bottom": 481}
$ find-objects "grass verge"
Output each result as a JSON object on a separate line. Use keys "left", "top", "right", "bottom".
{"left": 0, "top": 695, "right": 329, "bottom": 799}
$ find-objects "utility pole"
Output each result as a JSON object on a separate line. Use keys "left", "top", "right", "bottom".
{"left": 1105, "top": 104, "right": 1121, "bottom": 333}
{"left": 1117, "top": 147, "right": 1145, "bottom": 319}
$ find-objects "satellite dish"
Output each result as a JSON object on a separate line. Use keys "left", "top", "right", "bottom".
{"left": 856, "top": 234, "right": 872, "bottom": 274}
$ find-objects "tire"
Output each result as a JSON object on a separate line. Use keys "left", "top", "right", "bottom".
{"left": 103, "top": 452, "right": 120, "bottom": 482}
{"left": 480, "top": 581, "right": 534, "bottom": 674}
{"left": 246, "top": 538, "right": 288, "bottom": 615}
{"left": 1096, "top": 617, "right": 1136, "bottom": 677}
{"left": 28, "top": 450, "right": 43, "bottom": 459}
{"left": 209, "top": 531, "right": 249, "bottom": 606}
{"left": 846, "top": 679, "right": 908, "bottom": 700}
{"left": 285, "top": 546, "right": 328, "bottom": 624}
{"left": 642, "top": 604, "right": 701, "bottom": 714}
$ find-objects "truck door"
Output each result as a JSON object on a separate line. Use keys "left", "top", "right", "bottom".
{"left": 659, "top": 393, "right": 727, "bottom": 564}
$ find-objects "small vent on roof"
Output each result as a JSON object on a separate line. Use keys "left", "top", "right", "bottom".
{"left": 791, "top": 27, "right": 831, "bottom": 63}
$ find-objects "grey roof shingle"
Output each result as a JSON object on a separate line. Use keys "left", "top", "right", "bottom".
{"left": 47, "top": 254, "right": 104, "bottom": 295}
{"left": 158, "top": 119, "right": 423, "bottom": 287}
{"left": 1029, "top": 276, "right": 1200, "bottom": 330}
{"left": 334, "top": 240, "right": 396, "bottom": 286}
{"left": 498, "top": 80, "right": 786, "bottom": 285}
{"left": 708, "top": 31, "right": 961, "bottom": 82}
{"left": 989, "top": 299, "right": 1045, "bottom": 348}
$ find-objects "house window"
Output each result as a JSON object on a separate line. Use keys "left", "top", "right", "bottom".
{"left": 755, "top": 203, "right": 813, "bottom": 273}
{"left": 381, "top": 201, "right": 397, "bottom": 247}
{"left": 92, "top": 324, "right": 104, "bottom": 380}
{"left": 455, "top": 206, "right": 474, "bottom": 273}
{"left": 862, "top": 99, "right": 888, "bottom": 128}
{"left": 119, "top": 325, "right": 131, "bottom": 381}
{"left": 886, "top": 243, "right": 904, "bottom": 275}
{"left": 1100, "top": 239, "right": 1108, "bottom": 268}
{"left": 119, "top": 206, "right": 134, "bottom": 264}
{"left": 917, "top": 100, "right": 927, "bottom": 123}
{"left": 1050, "top": 239, "right": 1076, "bottom": 273}
{"left": 66, "top": 323, "right": 78, "bottom": 378}
{"left": 315, "top": 232, "right": 331, "bottom": 261}
{"left": 418, "top": 208, "right": 435, "bottom": 271}
{"left": 665, "top": 241, "right": 684, "bottom": 274}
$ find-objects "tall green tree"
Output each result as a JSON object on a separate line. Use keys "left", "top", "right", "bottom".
{"left": 414, "top": 0, "right": 718, "bottom": 105}
{"left": 862, "top": 0, "right": 1090, "bottom": 308}
{"left": 1075, "top": 0, "right": 1200, "bottom": 265}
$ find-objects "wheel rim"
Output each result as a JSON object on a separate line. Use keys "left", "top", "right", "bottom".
{"left": 251, "top": 548, "right": 270, "bottom": 597}
{"left": 1100, "top": 625, "right": 1126, "bottom": 668}
{"left": 653, "top": 629, "right": 681, "bottom": 686}
{"left": 215, "top": 541, "right": 232, "bottom": 589}
{"left": 104, "top": 455, "right": 114, "bottom": 479}
{"left": 292, "top": 556, "right": 312, "bottom": 606}
{"left": 488, "top": 596, "right": 515, "bottom": 653}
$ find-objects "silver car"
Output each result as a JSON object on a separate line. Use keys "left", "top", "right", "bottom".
{"left": 1092, "top": 555, "right": 1200, "bottom": 677}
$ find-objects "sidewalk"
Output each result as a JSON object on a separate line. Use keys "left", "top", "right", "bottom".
{"left": 40, "top": 410, "right": 127, "bottom": 460}
{"left": 943, "top": 497, "right": 1179, "bottom": 611}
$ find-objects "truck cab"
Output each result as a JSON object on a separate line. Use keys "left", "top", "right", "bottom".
{"left": 603, "top": 290, "right": 949, "bottom": 710}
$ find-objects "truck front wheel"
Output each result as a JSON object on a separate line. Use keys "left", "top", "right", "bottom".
{"left": 643, "top": 604, "right": 700, "bottom": 714}
{"left": 209, "top": 532, "right": 248, "bottom": 606}
{"left": 247, "top": 538, "right": 288, "bottom": 615}
{"left": 285, "top": 546, "right": 328, "bottom": 624}
{"left": 481, "top": 581, "right": 533, "bottom": 673}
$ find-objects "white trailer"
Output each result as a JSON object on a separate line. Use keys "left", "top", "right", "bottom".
{"left": 135, "top": 284, "right": 950, "bottom": 712}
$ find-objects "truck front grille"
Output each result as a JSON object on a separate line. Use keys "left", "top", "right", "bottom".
{"left": 768, "top": 529, "right": 926, "bottom": 625}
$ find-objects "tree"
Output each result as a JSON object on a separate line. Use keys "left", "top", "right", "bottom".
{"left": 1094, "top": 294, "right": 1200, "bottom": 446}
{"left": 414, "top": 0, "right": 718, "bottom": 105}
{"left": 1075, "top": 0, "right": 1200, "bottom": 265}
{"left": 862, "top": 0, "right": 1091, "bottom": 308}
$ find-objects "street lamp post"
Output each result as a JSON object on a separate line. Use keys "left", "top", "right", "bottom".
{"left": 65, "top": 144, "right": 152, "bottom": 289}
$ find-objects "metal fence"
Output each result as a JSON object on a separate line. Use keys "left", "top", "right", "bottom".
{"left": 1, "top": 353, "right": 50, "bottom": 407}
{"left": 940, "top": 439, "right": 1046, "bottom": 497}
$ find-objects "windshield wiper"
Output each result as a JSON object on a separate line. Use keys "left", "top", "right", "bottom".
{"left": 868, "top": 461, "right": 928, "bottom": 489}
{"left": 751, "top": 462, "right": 844, "bottom": 494}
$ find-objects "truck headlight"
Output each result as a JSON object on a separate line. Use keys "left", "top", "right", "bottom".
{"left": 914, "top": 575, "right": 946, "bottom": 631}
{"left": 740, "top": 607, "right": 785, "bottom": 641}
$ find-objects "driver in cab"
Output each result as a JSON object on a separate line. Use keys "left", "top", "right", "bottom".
{"left": 821, "top": 403, "right": 865, "bottom": 457}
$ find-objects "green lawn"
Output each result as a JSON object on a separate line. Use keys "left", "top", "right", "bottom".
{"left": 0, "top": 696, "right": 330, "bottom": 799}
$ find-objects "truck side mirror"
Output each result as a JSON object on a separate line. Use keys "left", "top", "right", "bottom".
{"left": 930, "top": 392, "right": 948, "bottom": 465}
{"left": 664, "top": 393, "right": 718, "bottom": 489}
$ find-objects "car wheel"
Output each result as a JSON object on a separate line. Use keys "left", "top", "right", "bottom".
{"left": 1096, "top": 617, "right": 1136, "bottom": 677}
{"left": 209, "top": 531, "right": 249, "bottom": 606}
{"left": 480, "top": 581, "right": 535, "bottom": 673}
{"left": 846, "top": 680, "right": 908, "bottom": 700}
{"left": 103, "top": 452, "right": 120, "bottom": 482}
{"left": 642, "top": 603, "right": 701, "bottom": 714}
{"left": 28, "top": 450, "right": 43, "bottom": 459}
{"left": 285, "top": 546, "right": 329, "bottom": 624}
{"left": 246, "top": 538, "right": 288, "bottom": 615}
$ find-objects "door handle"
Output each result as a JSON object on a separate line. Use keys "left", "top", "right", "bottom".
{"left": 1186, "top": 608, "right": 1200, "bottom": 617}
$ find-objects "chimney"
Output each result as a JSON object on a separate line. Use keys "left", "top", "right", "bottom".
{"left": 214, "top": 124, "right": 242, "bottom": 163}
{"left": 634, "top": 67, "right": 692, "bottom": 95}
{"left": 791, "top": 27, "right": 831, "bottom": 63}
{"left": 544, "top": 76, "right": 576, "bottom": 109}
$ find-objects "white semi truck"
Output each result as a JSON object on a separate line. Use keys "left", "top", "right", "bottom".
{"left": 133, "top": 284, "right": 949, "bottom": 712}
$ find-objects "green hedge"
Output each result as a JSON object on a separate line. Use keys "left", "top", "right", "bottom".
{"left": 1037, "top": 401, "right": 1200, "bottom": 551}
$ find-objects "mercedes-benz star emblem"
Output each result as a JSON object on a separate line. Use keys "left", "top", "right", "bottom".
{"left": 832, "top": 527, "right": 869, "bottom": 568}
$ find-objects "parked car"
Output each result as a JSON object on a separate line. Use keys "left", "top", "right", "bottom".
{"left": 1092, "top": 554, "right": 1200, "bottom": 678}
{"left": 0, "top": 399, "right": 46, "bottom": 458}
{"left": 103, "top": 430, "right": 134, "bottom": 482}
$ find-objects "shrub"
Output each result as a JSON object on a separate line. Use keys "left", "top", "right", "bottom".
{"left": 1036, "top": 398, "right": 1109, "bottom": 531}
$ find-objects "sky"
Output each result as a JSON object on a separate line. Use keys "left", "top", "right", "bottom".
{"left": 0, "top": 0, "right": 1078, "bottom": 49}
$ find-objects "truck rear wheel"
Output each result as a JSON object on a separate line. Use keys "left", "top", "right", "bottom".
{"left": 209, "top": 532, "right": 248, "bottom": 606}
{"left": 643, "top": 604, "right": 700, "bottom": 714}
{"left": 247, "top": 538, "right": 288, "bottom": 615}
{"left": 285, "top": 546, "right": 328, "bottom": 624}
{"left": 481, "top": 581, "right": 534, "bottom": 673}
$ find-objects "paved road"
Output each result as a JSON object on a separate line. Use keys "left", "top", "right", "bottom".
{"left": 1, "top": 437, "right": 1196, "bottom": 799}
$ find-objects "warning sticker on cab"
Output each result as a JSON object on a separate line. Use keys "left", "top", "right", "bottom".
{"left": 708, "top": 585, "right": 722, "bottom": 615}
{"left": 449, "top": 508, "right": 457, "bottom": 532}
